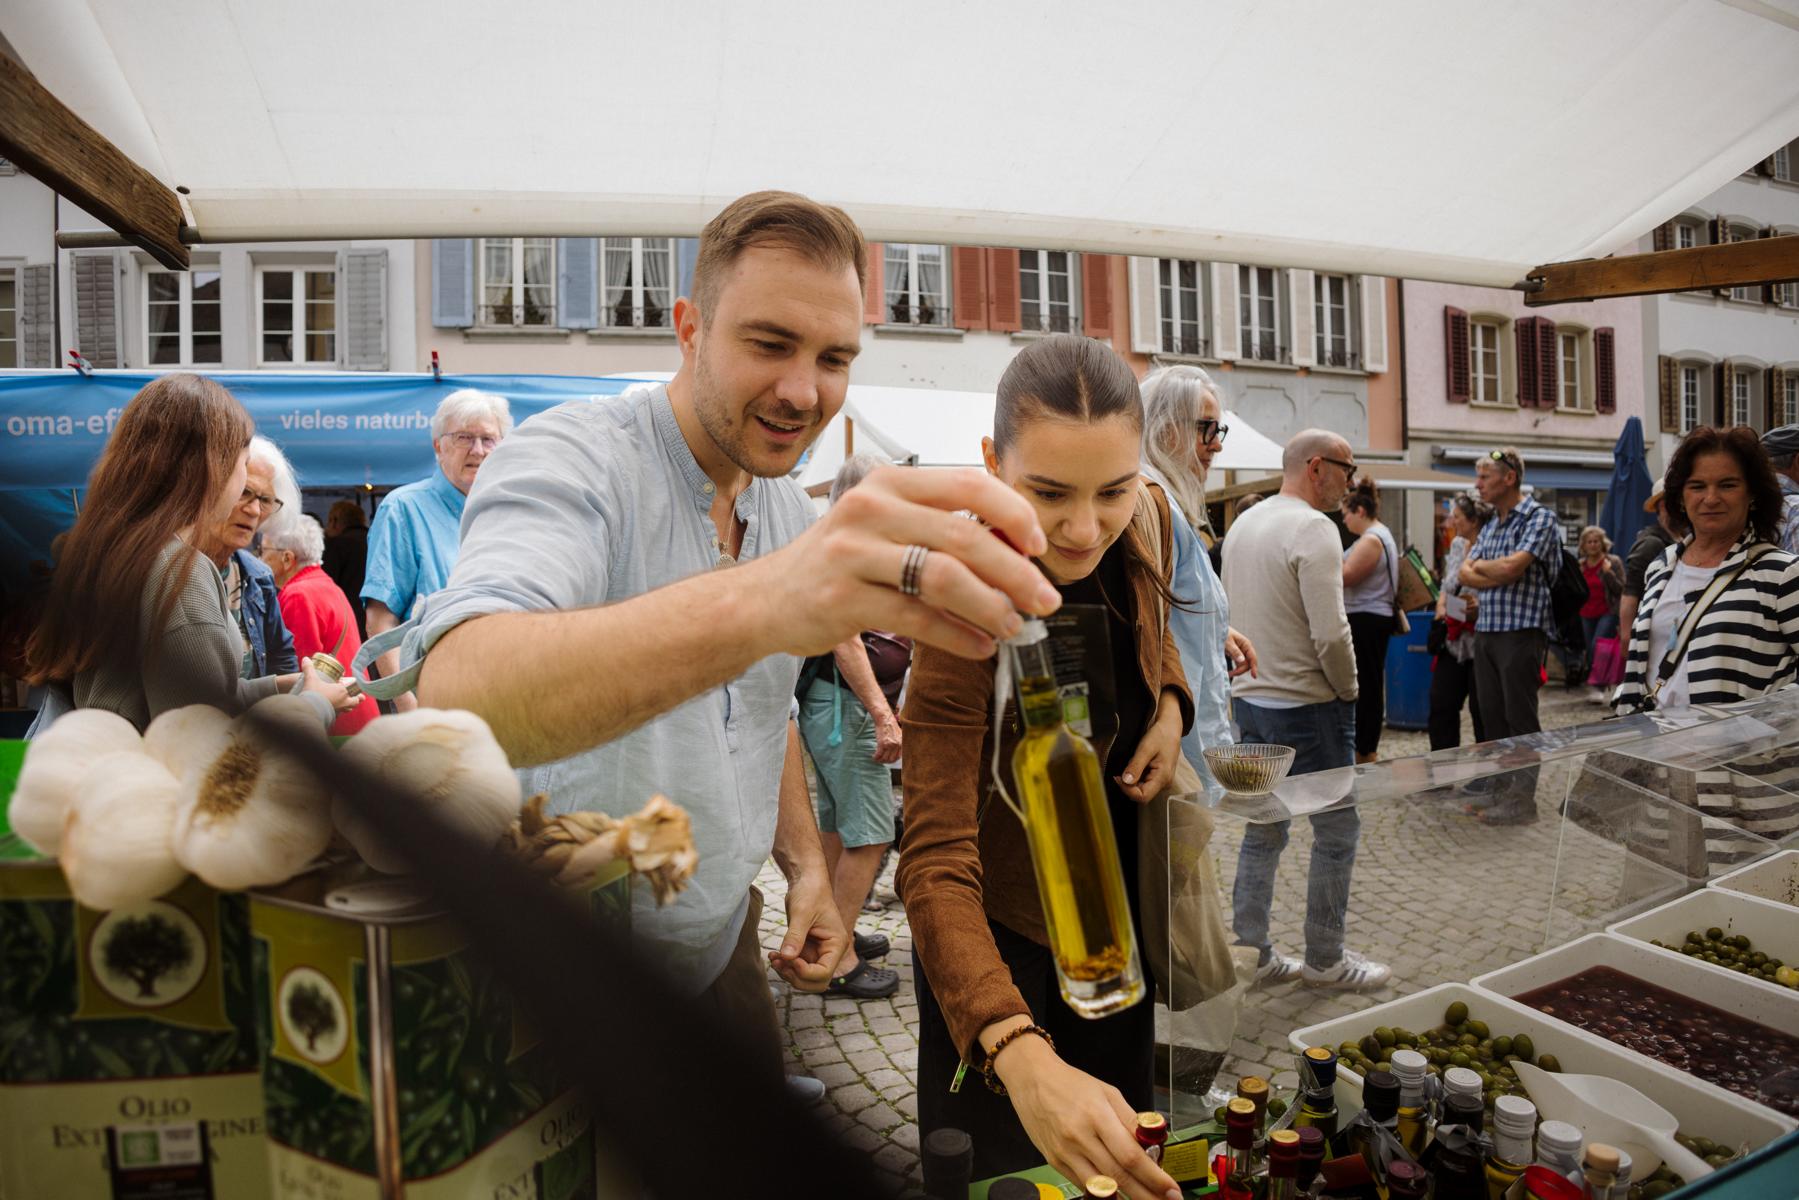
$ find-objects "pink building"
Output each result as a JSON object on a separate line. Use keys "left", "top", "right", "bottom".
{"left": 1399, "top": 280, "right": 1646, "bottom": 568}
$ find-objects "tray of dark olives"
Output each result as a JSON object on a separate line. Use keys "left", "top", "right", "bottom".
{"left": 1610, "top": 888, "right": 1799, "bottom": 996}
{"left": 1290, "top": 983, "right": 1793, "bottom": 1143}
{"left": 1474, "top": 933, "right": 1799, "bottom": 1118}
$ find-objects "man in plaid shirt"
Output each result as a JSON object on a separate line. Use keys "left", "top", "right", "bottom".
{"left": 1457, "top": 447, "right": 1564, "bottom": 824}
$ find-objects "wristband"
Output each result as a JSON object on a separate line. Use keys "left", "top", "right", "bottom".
{"left": 980, "top": 1023, "right": 1055, "bottom": 1096}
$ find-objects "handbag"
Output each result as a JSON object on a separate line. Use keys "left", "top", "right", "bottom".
{"left": 1382, "top": 539, "right": 1411, "bottom": 635}
{"left": 1586, "top": 636, "right": 1625, "bottom": 688}
{"left": 1129, "top": 485, "right": 1238, "bottom": 1010}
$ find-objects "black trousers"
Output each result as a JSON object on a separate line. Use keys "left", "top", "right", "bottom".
{"left": 1427, "top": 650, "right": 1487, "bottom": 751}
{"left": 915, "top": 918, "right": 1155, "bottom": 1181}
{"left": 1347, "top": 612, "right": 1393, "bottom": 757}
{"left": 1471, "top": 629, "right": 1548, "bottom": 815}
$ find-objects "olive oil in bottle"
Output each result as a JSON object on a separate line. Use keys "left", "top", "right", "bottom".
{"left": 1006, "top": 621, "right": 1144, "bottom": 1018}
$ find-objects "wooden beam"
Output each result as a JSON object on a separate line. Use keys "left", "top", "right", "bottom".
{"left": 1525, "top": 236, "right": 1799, "bottom": 307}
{"left": 0, "top": 48, "right": 188, "bottom": 270}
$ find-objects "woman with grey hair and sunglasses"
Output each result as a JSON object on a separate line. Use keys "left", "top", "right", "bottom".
{"left": 1139, "top": 365, "right": 1258, "bottom": 791}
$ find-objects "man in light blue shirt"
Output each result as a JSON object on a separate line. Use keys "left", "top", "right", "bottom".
{"left": 364, "top": 388, "right": 511, "bottom": 709}
{"left": 398, "top": 192, "right": 1062, "bottom": 1089}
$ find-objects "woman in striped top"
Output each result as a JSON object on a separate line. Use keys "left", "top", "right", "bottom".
{"left": 1611, "top": 425, "right": 1799, "bottom": 871}
{"left": 1613, "top": 425, "right": 1799, "bottom": 714}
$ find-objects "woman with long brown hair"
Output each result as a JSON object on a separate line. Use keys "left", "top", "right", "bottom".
{"left": 900, "top": 335, "right": 1190, "bottom": 1196}
{"left": 24, "top": 373, "right": 352, "bottom": 731}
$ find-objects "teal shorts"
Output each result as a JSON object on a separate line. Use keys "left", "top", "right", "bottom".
{"left": 797, "top": 679, "right": 896, "bottom": 849}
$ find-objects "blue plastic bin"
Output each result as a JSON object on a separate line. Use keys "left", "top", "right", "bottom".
{"left": 1384, "top": 609, "right": 1436, "bottom": 730}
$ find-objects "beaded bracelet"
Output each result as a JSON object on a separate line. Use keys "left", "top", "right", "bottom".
{"left": 981, "top": 1023, "right": 1056, "bottom": 1096}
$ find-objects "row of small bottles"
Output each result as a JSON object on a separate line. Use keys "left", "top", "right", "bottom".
{"left": 1209, "top": 1047, "right": 1636, "bottom": 1200}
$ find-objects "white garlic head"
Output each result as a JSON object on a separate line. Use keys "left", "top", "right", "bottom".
{"left": 12, "top": 708, "right": 144, "bottom": 855}
{"left": 143, "top": 704, "right": 233, "bottom": 781}
{"left": 60, "top": 751, "right": 188, "bottom": 910}
{"left": 335, "top": 709, "right": 522, "bottom": 874}
{"left": 170, "top": 694, "right": 334, "bottom": 890}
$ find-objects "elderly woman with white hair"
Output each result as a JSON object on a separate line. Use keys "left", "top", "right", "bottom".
{"left": 261, "top": 514, "right": 381, "bottom": 733}
{"left": 200, "top": 433, "right": 304, "bottom": 681}
{"left": 363, "top": 388, "right": 512, "bottom": 709}
{"left": 1139, "top": 365, "right": 1258, "bottom": 792}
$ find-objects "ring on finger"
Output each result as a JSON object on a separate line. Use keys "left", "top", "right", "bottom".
{"left": 899, "top": 543, "right": 929, "bottom": 597}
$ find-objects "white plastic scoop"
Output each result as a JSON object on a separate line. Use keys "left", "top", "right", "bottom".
{"left": 1513, "top": 1062, "right": 1713, "bottom": 1181}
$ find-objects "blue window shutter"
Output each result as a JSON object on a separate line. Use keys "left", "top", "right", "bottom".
{"left": 677, "top": 238, "right": 700, "bottom": 302}
{"left": 557, "top": 238, "right": 599, "bottom": 329}
{"left": 431, "top": 239, "right": 475, "bottom": 328}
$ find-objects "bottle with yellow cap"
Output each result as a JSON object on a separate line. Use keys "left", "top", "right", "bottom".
{"left": 1580, "top": 1144, "right": 1620, "bottom": 1200}
{"left": 1237, "top": 1075, "right": 1271, "bottom": 1134}
{"left": 1292, "top": 1047, "right": 1345, "bottom": 1155}
{"left": 1082, "top": 1175, "right": 1119, "bottom": 1200}
{"left": 1003, "top": 620, "right": 1143, "bottom": 1017}
{"left": 1221, "top": 1096, "right": 1263, "bottom": 1200}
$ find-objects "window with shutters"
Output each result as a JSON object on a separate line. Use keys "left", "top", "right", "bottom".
{"left": 256, "top": 268, "right": 337, "bottom": 366}
{"left": 1156, "top": 259, "right": 1205, "bottom": 355}
{"left": 1675, "top": 222, "right": 1698, "bottom": 250}
{"left": 598, "top": 238, "right": 675, "bottom": 329}
{"left": 1471, "top": 320, "right": 1502, "bottom": 405}
{"left": 1556, "top": 330, "right": 1588, "bottom": 412}
{"left": 1018, "top": 250, "right": 1077, "bottom": 334}
{"left": 144, "top": 267, "right": 223, "bottom": 366}
{"left": 1732, "top": 370, "right": 1753, "bottom": 427}
{"left": 1777, "top": 281, "right": 1799, "bottom": 310}
{"left": 1727, "top": 226, "right": 1761, "bottom": 302}
{"left": 1682, "top": 366, "right": 1701, "bottom": 433}
{"left": 1314, "top": 273, "right": 1353, "bottom": 367}
{"left": 478, "top": 238, "right": 556, "bottom": 326}
{"left": 0, "top": 268, "right": 15, "bottom": 367}
{"left": 1786, "top": 376, "right": 1799, "bottom": 425}
{"left": 1774, "top": 143, "right": 1793, "bottom": 183}
{"left": 883, "top": 244, "right": 950, "bottom": 327}
{"left": 1238, "top": 266, "right": 1281, "bottom": 361}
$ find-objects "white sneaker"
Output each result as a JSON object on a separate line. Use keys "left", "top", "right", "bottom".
{"left": 1253, "top": 951, "right": 1302, "bottom": 986}
{"left": 1302, "top": 950, "right": 1392, "bottom": 990}
{"left": 785, "top": 1075, "right": 826, "bottom": 1104}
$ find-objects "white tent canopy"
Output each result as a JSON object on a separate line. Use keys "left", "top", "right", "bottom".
{"left": 8, "top": 1, "right": 1799, "bottom": 286}
{"left": 796, "top": 386, "right": 1286, "bottom": 491}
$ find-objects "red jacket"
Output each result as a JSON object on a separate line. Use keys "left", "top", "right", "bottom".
{"left": 277, "top": 564, "right": 378, "bottom": 735}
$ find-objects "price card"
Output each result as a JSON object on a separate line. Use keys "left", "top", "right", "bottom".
{"left": 105, "top": 1122, "right": 213, "bottom": 1200}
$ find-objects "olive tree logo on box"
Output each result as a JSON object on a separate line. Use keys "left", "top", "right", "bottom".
{"left": 277, "top": 966, "right": 349, "bottom": 1065}
{"left": 88, "top": 901, "right": 207, "bottom": 1007}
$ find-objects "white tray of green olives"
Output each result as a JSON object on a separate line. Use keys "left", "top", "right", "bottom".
{"left": 1710, "top": 849, "right": 1799, "bottom": 911}
{"left": 1609, "top": 888, "right": 1799, "bottom": 998}
{"left": 1289, "top": 983, "right": 1795, "bottom": 1146}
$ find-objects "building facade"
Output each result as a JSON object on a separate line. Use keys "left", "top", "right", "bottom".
{"left": 1639, "top": 139, "right": 1799, "bottom": 461}
{"left": 1400, "top": 277, "right": 1647, "bottom": 563}
{"left": 0, "top": 166, "right": 417, "bottom": 374}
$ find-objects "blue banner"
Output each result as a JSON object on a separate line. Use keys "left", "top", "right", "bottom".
{"left": 0, "top": 369, "right": 647, "bottom": 490}
{"left": 0, "top": 369, "right": 653, "bottom": 592}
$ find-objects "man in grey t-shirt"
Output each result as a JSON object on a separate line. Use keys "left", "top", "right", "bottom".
{"left": 400, "top": 192, "right": 1060, "bottom": 1085}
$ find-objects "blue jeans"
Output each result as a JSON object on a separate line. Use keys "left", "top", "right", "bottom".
{"left": 1232, "top": 698, "right": 1360, "bottom": 970}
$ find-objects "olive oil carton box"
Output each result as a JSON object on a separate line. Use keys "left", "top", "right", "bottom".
{"left": 249, "top": 858, "right": 630, "bottom": 1199}
{"left": 0, "top": 743, "right": 271, "bottom": 1200}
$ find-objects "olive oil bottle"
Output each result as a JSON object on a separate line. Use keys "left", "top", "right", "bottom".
{"left": 1006, "top": 620, "right": 1143, "bottom": 1018}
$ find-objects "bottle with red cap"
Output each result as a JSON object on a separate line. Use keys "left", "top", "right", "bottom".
{"left": 1082, "top": 1175, "right": 1119, "bottom": 1199}
{"left": 1295, "top": 1126, "right": 1326, "bottom": 1197}
{"left": 1135, "top": 1111, "right": 1169, "bottom": 1165}
{"left": 1221, "top": 1097, "right": 1262, "bottom": 1200}
{"left": 1266, "top": 1129, "right": 1302, "bottom": 1200}
{"left": 1386, "top": 1160, "right": 1428, "bottom": 1200}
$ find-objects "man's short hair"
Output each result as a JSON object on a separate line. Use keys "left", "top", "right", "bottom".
{"left": 263, "top": 511, "right": 325, "bottom": 567}
{"left": 1482, "top": 446, "right": 1525, "bottom": 482}
{"left": 431, "top": 389, "right": 513, "bottom": 442}
{"left": 690, "top": 191, "right": 867, "bottom": 322}
{"left": 1281, "top": 428, "right": 1344, "bottom": 475}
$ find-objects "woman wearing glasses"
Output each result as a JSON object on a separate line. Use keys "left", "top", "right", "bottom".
{"left": 24, "top": 374, "right": 355, "bottom": 731}
{"left": 200, "top": 435, "right": 303, "bottom": 681}
{"left": 1139, "top": 365, "right": 1259, "bottom": 787}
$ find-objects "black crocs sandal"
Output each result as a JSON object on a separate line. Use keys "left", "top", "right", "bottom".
{"left": 853, "top": 930, "right": 891, "bottom": 960}
{"left": 827, "top": 958, "right": 900, "bottom": 999}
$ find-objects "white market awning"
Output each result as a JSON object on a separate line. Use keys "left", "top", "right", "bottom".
{"left": 796, "top": 386, "right": 1287, "bottom": 491}
{"left": 7, "top": 1, "right": 1799, "bottom": 287}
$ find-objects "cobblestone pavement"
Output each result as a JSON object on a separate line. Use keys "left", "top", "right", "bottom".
{"left": 755, "top": 686, "right": 1615, "bottom": 1194}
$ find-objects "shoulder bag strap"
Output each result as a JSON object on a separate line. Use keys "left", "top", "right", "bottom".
{"left": 1645, "top": 543, "right": 1774, "bottom": 706}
